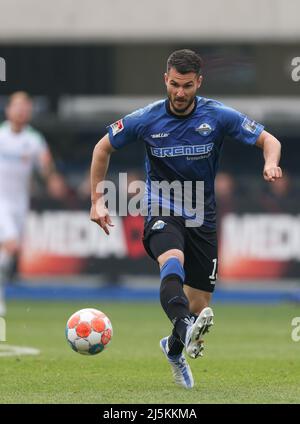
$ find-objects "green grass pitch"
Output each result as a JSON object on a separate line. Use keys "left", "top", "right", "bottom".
{"left": 0, "top": 300, "right": 299, "bottom": 404}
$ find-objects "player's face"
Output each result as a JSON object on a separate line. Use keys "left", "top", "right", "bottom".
{"left": 165, "top": 68, "right": 202, "bottom": 115}
{"left": 6, "top": 97, "right": 33, "bottom": 127}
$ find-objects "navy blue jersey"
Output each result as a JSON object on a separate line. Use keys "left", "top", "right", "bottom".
{"left": 107, "top": 96, "right": 264, "bottom": 229}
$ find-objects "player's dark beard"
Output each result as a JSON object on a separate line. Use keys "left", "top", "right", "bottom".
{"left": 169, "top": 95, "right": 196, "bottom": 115}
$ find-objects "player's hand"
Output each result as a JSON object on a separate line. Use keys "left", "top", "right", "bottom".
{"left": 263, "top": 165, "right": 283, "bottom": 182}
{"left": 90, "top": 201, "right": 114, "bottom": 235}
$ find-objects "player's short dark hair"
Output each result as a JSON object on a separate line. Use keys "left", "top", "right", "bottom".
{"left": 8, "top": 91, "right": 32, "bottom": 105}
{"left": 167, "top": 49, "right": 203, "bottom": 76}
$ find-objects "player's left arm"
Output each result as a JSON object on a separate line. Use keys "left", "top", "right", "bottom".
{"left": 37, "top": 148, "right": 56, "bottom": 179}
{"left": 255, "top": 130, "right": 282, "bottom": 182}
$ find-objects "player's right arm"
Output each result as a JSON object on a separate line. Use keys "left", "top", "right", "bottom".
{"left": 90, "top": 111, "right": 144, "bottom": 234}
{"left": 90, "top": 134, "right": 115, "bottom": 235}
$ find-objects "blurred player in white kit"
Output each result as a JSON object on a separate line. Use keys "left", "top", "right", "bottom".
{"left": 0, "top": 92, "right": 54, "bottom": 316}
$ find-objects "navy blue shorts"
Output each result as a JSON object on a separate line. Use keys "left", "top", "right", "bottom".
{"left": 142, "top": 216, "right": 218, "bottom": 293}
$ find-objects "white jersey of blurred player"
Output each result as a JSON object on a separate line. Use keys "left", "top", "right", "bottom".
{"left": 0, "top": 121, "right": 48, "bottom": 240}
{"left": 0, "top": 92, "right": 54, "bottom": 316}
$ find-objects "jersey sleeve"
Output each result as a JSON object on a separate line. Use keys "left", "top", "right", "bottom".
{"left": 33, "top": 133, "right": 49, "bottom": 170}
{"left": 219, "top": 105, "right": 264, "bottom": 145}
{"left": 107, "top": 110, "right": 145, "bottom": 150}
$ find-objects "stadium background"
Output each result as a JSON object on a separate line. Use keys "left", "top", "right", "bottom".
{"left": 0, "top": 0, "right": 300, "bottom": 406}
{"left": 1, "top": 0, "right": 300, "bottom": 299}
{"left": 1, "top": 0, "right": 300, "bottom": 298}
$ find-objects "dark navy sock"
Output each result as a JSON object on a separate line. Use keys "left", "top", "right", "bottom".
{"left": 160, "top": 274, "right": 190, "bottom": 324}
{"left": 167, "top": 327, "right": 184, "bottom": 356}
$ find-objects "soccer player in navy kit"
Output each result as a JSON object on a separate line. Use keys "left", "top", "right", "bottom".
{"left": 90, "top": 50, "right": 282, "bottom": 389}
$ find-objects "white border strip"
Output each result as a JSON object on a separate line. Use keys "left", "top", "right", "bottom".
{"left": 0, "top": 345, "right": 40, "bottom": 357}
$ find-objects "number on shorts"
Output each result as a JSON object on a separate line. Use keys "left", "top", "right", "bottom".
{"left": 209, "top": 258, "right": 218, "bottom": 281}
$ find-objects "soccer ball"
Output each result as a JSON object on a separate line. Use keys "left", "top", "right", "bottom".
{"left": 65, "top": 308, "right": 113, "bottom": 355}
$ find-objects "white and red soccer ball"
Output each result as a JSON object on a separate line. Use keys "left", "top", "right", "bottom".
{"left": 65, "top": 308, "right": 113, "bottom": 355}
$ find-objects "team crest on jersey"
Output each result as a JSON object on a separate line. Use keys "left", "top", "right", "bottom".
{"left": 196, "top": 123, "right": 213, "bottom": 136}
{"left": 242, "top": 117, "right": 259, "bottom": 134}
{"left": 151, "top": 220, "right": 166, "bottom": 231}
{"left": 110, "top": 119, "right": 124, "bottom": 136}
